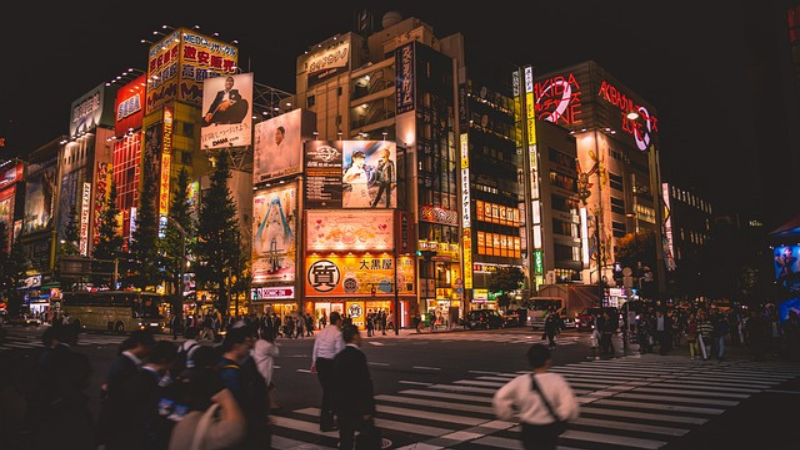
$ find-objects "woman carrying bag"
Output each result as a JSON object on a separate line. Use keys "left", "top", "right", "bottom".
{"left": 169, "top": 387, "right": 245, "bottom": 450}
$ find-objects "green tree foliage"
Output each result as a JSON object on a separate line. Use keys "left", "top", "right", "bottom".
{"left": 0, "top": 224, "right": 30, "bottom": 316}
{"left": 195, "top": 152, "right": 241, "bottom": 315}
{"left": 92, "top": 180, "right": 125, "bottom": 287}
{"left": 163, "top": 168, "right": 196, "bottom": 318}
{"left": 129, "top": 147, "right": 162, "bottom": 290}
{"left": 615, "top": 231, "right": 657, "bottom": 272}
{"left": 488, "top": 266, "right": 525, "bottom": 310}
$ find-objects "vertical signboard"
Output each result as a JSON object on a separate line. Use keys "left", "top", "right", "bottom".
{"left": 115, "top": 75, "right": 146, "bottom": 136}
{"left": 200, "top": 73, "right": 253, "bottom": 149}
{"left": 304, "top": 141, "right": 344, "bottom": 208}
{"left": 460, "top": 132, "right": 473, "bottom": 289}
{"left": 93, "top": 162, "right": 112, "bottom": 245}
{"left": 252, "top": 183, "right": 298, "bottom": 285}
{"left": 525, "top": 66, "right": 543, "bottom": 252}
{"left": 395, "top": 42, "right": 416, "bottom": 114}
{"left": 79, "top": 182, "right": 91, "bottom": 256}
{"left": 159, "top": 106, "right": 174, "bottom": 217}
{"left": 662, "top": 183, "right": 676, "bottom": 271}
{"left": 146, "top": 31, "right": 180, "bottom": 114}
{"left": 23, "top": 160, "right": 57, "bottom": 234}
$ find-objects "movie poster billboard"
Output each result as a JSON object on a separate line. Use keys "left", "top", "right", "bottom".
{"left": 23, "top": 159, "right": 57, "bottom": 234}
{"left": 252, "top": 183, "right": 297, "bottom": 285}
{"left": 305, "top": 254, "right": 415, "bottom": 297}
{"left": 57, "top": 170, "right": 81, "bottom": 240}
{"left": 306, "top": 210, "right": 394, "bottom": 252}
{"left": 200, "top": 73, "right": 253, "bottom": 150}
{"left": 304, "top": 141, "right": 344, "bottom": 208}
{"left": 254, "top": 109, "right": 306, "bottom": 183}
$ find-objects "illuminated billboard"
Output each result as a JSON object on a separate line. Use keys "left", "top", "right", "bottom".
{"left": 254, "top": 109, "right": 312, "bottom": 183}
{"left": 93, "top": 162, "right": 112, "bottom": 244}
{"left": 304, "top": 141, "right": 344, "bottom": 208}
{"left": 307, "top": 42, "right": 350, "bottom": 86}
{"left": 57, "top": 169, "right": 81, "bottom": 240}
{"left": 252, "top": 183, "right": 298, "bottom": 285}
{"left": 200, "top": 73, "right": 253, "bottom": 150}
{"left": 534, "top": 61, "right": 659, "bottom": 151}
{"left": 23, "top": 159, "right": 57, "bottom": 234}
{"left": 146, "top": 28, "right": 238, "bottom": 115}
{"left": 69, "top": 84, "right": 116, "bottom": 139}
{"left": 115, "top": 75, "right": 146, "bottom": 135}
{"left": 306, "top": 210, "right": 394, "bottom": 252}
{"left": 775, "top": 245, "right": 800, "bottom": 293}
{"left": 395, "top": 42, "right": 415, "bottom": 114}
{"left": 305, "top": 254, "right": 415, "bottom": 297}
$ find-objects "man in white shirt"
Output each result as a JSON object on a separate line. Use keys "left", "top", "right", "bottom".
{"left": 311, "top": 311, "right": 345, "bottom": 431}
{"left": 493, "top": 344, "right": 579, "bottom": 450}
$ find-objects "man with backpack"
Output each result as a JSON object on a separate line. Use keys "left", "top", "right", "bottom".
{"left": 174, "top": 327, "right": 202, "bottom": 378}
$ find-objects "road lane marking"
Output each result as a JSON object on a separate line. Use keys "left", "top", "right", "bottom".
{"left": 413, "top": 366, "right": 441, "bottom": 371}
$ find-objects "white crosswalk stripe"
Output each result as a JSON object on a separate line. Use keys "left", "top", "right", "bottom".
{"left": 268, "top": 355, "right": 800, "bottom": 450}
{"left": 405, "top": 331, "right": 581, "bottom": 346}
{"left": 0, "top": 329, "right": 180, "bottom": 353}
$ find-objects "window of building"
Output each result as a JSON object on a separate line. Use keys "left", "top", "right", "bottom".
{"left": 554, "top": 244, "right": 577, "bottom": 262}
{"left": 611, "top": 197, "right": 625, "bottom": 215}
{"left": 612, "top": 221, "right": 627, "bottom": 238}
{"left": 307, "top": 95, "right": 315, "bottom": 107}
{"left": 609, "top": 173, "right": 624, "bottom": 191}
{"left": 182, "top": 122, "right": 195, "bottom": 137}
{"left": 181, "top": 151, "right": 192, "bottom": 165}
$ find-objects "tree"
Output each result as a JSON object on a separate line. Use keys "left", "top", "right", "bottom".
{"left": 163, "top": 168, "right": 196, "bottom": 320}
{"left": 488, "top": 266, "right": 525, "bottom": 310}
{"left": 195, "top": 151, "right": 240, "bottom": 315}
{"left": 129, "top": 146, "right": 162, "bottom": 290}
{"left": 92, "top": 180, "right": 125, "bottom": 287}
{"left": 0, "top": 224, "right": 30, "bottom": 316}
{"left": 615, "top": 231, "right": 657, "bottom": 272}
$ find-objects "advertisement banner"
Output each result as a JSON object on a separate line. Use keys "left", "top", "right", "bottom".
{"left": 93, "top": 162, "right": 112, "bottom": 245}
{"left": 395, "top": 42, "right": 415, "bottom": 114}
{"left": 0, "top": 163, "right": 23, "bottom": 190}
{"left": 306, "top": 210, "right": 394, "bottom": 252}
{"left": 342, "top": 141, "right": 396, "bottom": 209}
{"left": 79, "top": 182, "right": 91, "bottom": 256}
{"left": 200, "top": 73, "right": 253, "bottom": 150}
{"left": 70, "top": 84, "right": 115, "bottom": 138}
{"left": 307, "top": 42, "right": 350, "bottom": 86}
{"left": 305, "top": 254, "right": 415, "bottom": 297}
{"left": 463, "top": 229, "right": 473, "bottom": 289}
{"left": 254, "top": 109, "right": 303, "bottom": 183}
{"left": 775, "top": 245, "right": 800, "bottom": 293}
{"left": 23, "top": 159, "right": 57, "bottom": 234}
{"left": 146, "top": 31, "right": 180, "bottom": 115}
{"left": 251, "top": 286, "right": 295, "bottom": 301}
{"left": 0, "top": 197, "right": 12, "bottom": 230}
{"left": 178, "top": 30, "right": 238, "bottom": 106}
{"left": 304, "top": 141, "right": 344, "bottom": 208}
{"left": 159, "top": 107, "right": 174, "bottom": 216}
{"left": 252, "top": 183, "right": 298, "bottom": 285}
{"left": 115, "top": 75, "right": 146, "bottom": 135}
{"left": 57, "top": 169, "right": 80, "bottom": 240}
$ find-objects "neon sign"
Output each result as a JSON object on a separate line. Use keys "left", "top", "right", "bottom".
{"left": 597, "top": 80, "right": 659, "bottom": 151}
{"left": 534, "top": 73, "right": 583, "bottom": 126}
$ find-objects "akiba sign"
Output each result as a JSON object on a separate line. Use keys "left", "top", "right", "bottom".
{"left": 534, "top": 73, "right": 584, "bottom": 126}
{"left": 597, "top": 80, "right": 659, "bottom": 151}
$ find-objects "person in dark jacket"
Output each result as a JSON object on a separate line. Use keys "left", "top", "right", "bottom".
{"left": 332, "top": 325, "right": 377, "bottom": 450}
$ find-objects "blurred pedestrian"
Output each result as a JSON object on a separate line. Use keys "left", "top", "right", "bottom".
{"left": 544, "top": 313, "right": 559, "bottom": 349}
{"left": 697, "top": 310, "right": 714, "bottom": 361}
{"left": 311, "top": 311, "right": 344, "bottom": 432}
{"left": 332, "top": 325, "right": 379, "bottom": 450}
{"left": 493, "top": 344, "right": 579, "bottom": 450}
{"left": 686, "top": 312, "right": 700, "bottom": 360}
{"left": 254, "top": 325, "right": 280, "bottom": 412}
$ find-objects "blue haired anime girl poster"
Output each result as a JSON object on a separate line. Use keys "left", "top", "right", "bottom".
{"left": 253, "top": 184, "right": 297, "bottom": 283}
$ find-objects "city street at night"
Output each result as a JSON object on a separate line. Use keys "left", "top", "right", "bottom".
{"left": 2, "top": 325, "right": 798, "bottom": 450}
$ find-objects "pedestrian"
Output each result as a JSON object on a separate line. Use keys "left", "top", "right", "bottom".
{"left": 544, "top": 312, "right": 559, "bottom": 349}
{"left": 254, "top": 324, "right": 281, "bottom": 412}
{"left": 386, "top": 311, "right": 394, "bottom": 334}
{"left": 601, "top": 310, "right": 617, "bottom": 356}
{"left": 493, "top": 344, "right": 580, "bottom": 450}
{"left": 697, "top": 310, "right": 714, "bottom": 361}
{"left": 366, "top": 313, "right": 375, "bottom": 337}
{"left": 98, "top": 329, "right": 156, "bottom": 448}
{"left": 311, "top": 311, "right": 345, "bottom": 432}
{"left": 306, "top": 314, "right": 315, "bottom": 337}
{"left": 654, "top": 309, "right": 672, "bottom": 355}
{"left": 219, "top": 326, "right": 271, "bottom": 450}
{"left": 686, "top": 312, "right": 700, "bottom": 360}
{"left": 711, "top": 311, "right": 729, "bottom": 360}
{"left": 332, "top": 325, "right": 379, "bottom": 450}
{"left": 783, "top": 309, "right": 800, "bottom": 361}
{"left": 413, "top": 314, "right": 422, "bottom": 333}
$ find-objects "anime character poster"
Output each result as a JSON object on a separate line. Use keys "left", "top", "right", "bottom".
{"left": 774, "top": 245, "right": 800, "bottom": 293}
{"left": 341, "top": 141, "right": 396, "bottom": 209}
{"left": 252, "top": 183, "right": 297, "bottom": 284}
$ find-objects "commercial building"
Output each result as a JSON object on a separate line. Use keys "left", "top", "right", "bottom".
{"left": 532, "top": 60, "right": 664, "bottom": 291}
{"left": 661, "top": 183, "right": 713, "bottom": 264}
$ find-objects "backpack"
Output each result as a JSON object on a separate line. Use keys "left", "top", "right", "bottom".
{"left": 173, "top": 342, "right": 200, "bottom": 378}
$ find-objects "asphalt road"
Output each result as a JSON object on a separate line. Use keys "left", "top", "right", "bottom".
{"left": 1, "top": 325, "right": 798, "bottom": 450}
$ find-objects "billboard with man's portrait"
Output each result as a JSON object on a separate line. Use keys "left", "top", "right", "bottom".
{"left": 200, "top": 73, "right": 253, "bottom": 150}
{"left": 252, "top": 182, "right": 298, "bottom": 285}
{"left": 253, "top": 109, "right": 316, "bottom": 184}
{"left": 23, "top": 159, "right": 57, "bottom": 234}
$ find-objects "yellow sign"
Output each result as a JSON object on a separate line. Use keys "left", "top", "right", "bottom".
{"left": 159, "top": 107, "right": 173, "bottom": 216}
{"left": 463, "top": 230, "right": 473, "bottom": 289}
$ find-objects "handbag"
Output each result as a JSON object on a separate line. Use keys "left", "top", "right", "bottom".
{"left": 355, "top": 418, "right": 382, "bottom": 450}
{"left": 530, "top": 374, "right": 568, "bottom": 436}
{"left": 190, "top": 403, "right": 221, "bottom": 450}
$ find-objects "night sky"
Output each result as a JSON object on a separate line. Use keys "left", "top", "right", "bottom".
{"left": 0, "top": 1, "right": 793, "bottom": 229}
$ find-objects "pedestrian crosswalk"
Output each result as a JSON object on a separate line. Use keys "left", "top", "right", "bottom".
{"left": 268, "top": 355, "right": 800, "bottom": 450}
{"left": 0, "top": 328, "right": 134, "bottom": 353}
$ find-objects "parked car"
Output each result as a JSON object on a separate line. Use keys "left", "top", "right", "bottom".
{"left": 575, "top": 307, "right": 620, "bottom": 332}
{"left": 8, "top": 314, "right": 41, "bottom": 327}
{"left": 465, "top": 310, "right": 504, "bottom": 330}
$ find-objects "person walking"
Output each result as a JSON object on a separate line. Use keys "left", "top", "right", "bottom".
{"left": 254, "top": 325, "right": 281, "bottom": 412}
{"left": 686, "top": 312, "right": 700, "bottom": 360}
{"left": 543, "top": 312, "right": 559, "bottom": 349}
{"left": 311, "top": 311, "right": 345, "bottom": 432}
{"left": 654, "top": 309, "right": 672, "bottom": 355}
{"left": 697, "top": 310, "right": 714, "bottom": 361}
{"left": 601, "top": 311, "right": 618, "bottom": 356}
{"left": 711, "top": 311, "right": 729, "bottom": 360}
{"left": 332, "top": 325, "right": 378, "bottom": 450}
{"left": 493, "top": 344, "right": 579, "bottom": 450}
